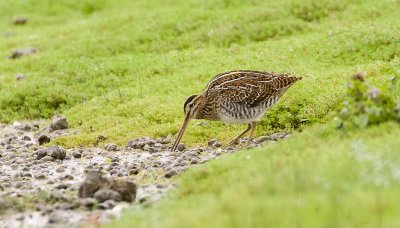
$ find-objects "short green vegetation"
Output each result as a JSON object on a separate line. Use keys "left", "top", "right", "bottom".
{"left": 1, "top": 0, "right": 400, "bottom": 227}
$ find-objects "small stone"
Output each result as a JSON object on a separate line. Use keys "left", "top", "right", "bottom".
{"left": 98, "top": 199, "right": 117, "bottom": 210}
{"left": 22, "top": 172, "right": 32, "bottom": 178}
{"left": 129, "top": 169, "right": 139, "bottom": 175}
{"left": 36, "top": 149, "right": 48, "bottom": 160}
{"left": 55, "top": 183, "right": 69, "bottom": 190}
{"left": 55, "top": 166, "right": 65, "bottom": 173}
{"left": 35, "top": 174, "right": 46, "bottom": 179}
{"left": 22, "top": 135, "right": 31, "bottom": 141}
{"left": 13, "top": 17, "right": 28, "bottom": 25}
{"left": 255, "top": 136, "right": 271, "bottom": 144}
{"left": 47, "top": 145, "right": 66, "bottom": 160}
{"left": 50, "top": 115, "right": 68, "bottom": 131}
{"left": 97, "top": 135, "right": 107, "bottom": 141}
{"left": 212, "top": 141, "right": 222, "bottom": 148}
{"left": 15, "top": 158, "right": 25, "bottom": 164}
{"left": 78, "top": 170, "right": 109, "bottom": 198}
{"left": 164, "top": 169, "right": 178, "bottom": 178}
{"left": 176, "top": 143, "right": 186, "bottom": 152}
{"left": 41, "top": 156, "right": 55, "bottom": 162}
{"left": 208, "top": 138, "right": 217, "bottom": 146}
{"left": 62, "top": 174, "right": 74, "bottom": 180}
{"left": 14, "top": 182, "right": 24, "bottom": 188}
{"left": 93, "top": 189, "right": 122, "bottom": 203}
{"left": 9, "top": 47, "right": 37, "bottom": 59}
{"left": 105, "top": 143, "right": 117, "bottom": 151}
{"left": 13, "top": 122, "right": 31, "bottom": 131}
{"left": 38, "top": 135, "right": 51, "bottom": 145}
{"left": 16, "top": 73, "right": 26, "bottom": 81}
{"left": 148, "top": 146, "right": 159, "bottom": 153}
{"left": 72, "top": 151, "right": 82, "bottom": 158}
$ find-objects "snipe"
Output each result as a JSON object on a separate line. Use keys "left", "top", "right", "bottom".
{"left": 171, "top": 70, "right": 302, "bottom": 151}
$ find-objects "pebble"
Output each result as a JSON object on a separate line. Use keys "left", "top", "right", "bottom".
{"left": 41, "top": 156, "right": 54, "bottom": 162}
{"left": 72, "top": 151, "right": 82, "bottom": 158}
{"left": 50, "top": 115, "right": 68, "bottom": 131}
{"left": 38, "top": 135, "right": 51, "bottom": 145}
{"left": 164, "top": 169, "right": 178, "bottom": 178}
{"left": 55, "top": 166, "right": 65, "bottom": 173}
{"left": 176, "top": 143, "right": 186, "bottom": 151}
{"left": 105, "top": 143, "right": 117, "bottom": 151}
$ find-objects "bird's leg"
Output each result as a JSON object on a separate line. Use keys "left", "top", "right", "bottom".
{"left": 245, "top": 122, "right": 257, "bottom": 146}
{"left": 227, "top": 123, "right": 252, "bottom": 146}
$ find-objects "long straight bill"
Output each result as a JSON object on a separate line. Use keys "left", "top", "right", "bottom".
{"left": 171, "top": 113, "right": 191, "bottom": 152}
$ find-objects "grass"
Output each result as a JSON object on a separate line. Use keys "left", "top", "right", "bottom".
{"left": 1, "top": 0, "right": 399, "bottom": 147}
{"left": 108, "top": 122, "right": 400, "bottom": 227}
{"left": 1, "top": 0, "right": 400, "bottom": 227}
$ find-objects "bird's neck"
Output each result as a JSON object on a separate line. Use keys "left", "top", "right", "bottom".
{"left": 193, "top": 95, "right": 219, "bottom": 120}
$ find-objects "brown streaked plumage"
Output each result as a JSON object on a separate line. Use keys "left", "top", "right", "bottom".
{"left": 171, "top": 70, "right": 302, "bottom": 151}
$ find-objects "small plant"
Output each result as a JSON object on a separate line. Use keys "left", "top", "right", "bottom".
{"left": 336, "top": 70, "right": 400, "bottom": 129}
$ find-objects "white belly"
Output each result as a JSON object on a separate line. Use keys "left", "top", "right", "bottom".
{"left": 218, "top": 110, "right": 266, "bottom": 123}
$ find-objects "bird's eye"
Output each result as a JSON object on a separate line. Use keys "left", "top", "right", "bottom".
{"left": 189, "top": 104, "right": 194, "bottom": 108}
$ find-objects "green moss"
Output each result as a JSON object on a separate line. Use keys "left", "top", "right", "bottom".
{"left": 108, "top": 122, "right": 400, "bottom": 227}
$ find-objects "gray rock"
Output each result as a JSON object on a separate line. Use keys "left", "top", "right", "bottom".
{"left": 111, "top": 180, "right": 137, "bottom": 202}
{"left": 16, "top": 73, "right": 26, "bottom": 81}
{"left": 176, "top": 143, "right": 186, "bottom": 151}
{"left": 38, "top": 135, "right": 51, "bottom": 145}
{"left": 212, "top": 141, "right": 222, "bottom": 148}
{"left": 50, "top": 115, "right": 68, "bottom": 131}
{"left": 72, "top": 151, "right": 82, "bottom": 158}
{"left": 13, "top": 17, "right": 28, "bottom": 25}
{"left": 94, "top": 189, "right": 122, "bottom": 203}
{"left": 55, "top": 183, "right": 68, "bottom": 190}
{"left": 164, "top": 169, "right": 178, "bottom": 178}
{"left": 34, "top": 174, "right": 46, "bottom": 179}
{"left": 13, "top": 122, "right": 31, "bottom": 131}
{"left": 78, "top": 170, "right": 109, "bottom": 198}
{"left": 36, "top": 149, "right": 48, "bottom": 160}
{"left": 208, "top": 138, "right": 217, "bottom": 146}
{"left": 55, "top": 166, "right": 65, "bottom": 173}
{"left": 129, "top": 168, "right": 139, "bottom": 175}
{"left": 105, "top": 143, "right": 117, "bottom": 151}
{"left": 255, "top": 136, "right": 271, "bottom": 144}
{"left": 9, "top": 47, "right": 37, "bottom": 59}
{"left": 47, "top": 145, "right": 66, "bottom": 160}
{"left": 98, "top": 199, "right": 117, "bottom": 209}
{"left": 22, "top": 135, "right": 31, "bottom": 141}
{"left": 15, "top": 158, "right": 24, "bottom": 164}
{"left": 41, "top": 156, "right": 55, "bottom": 162}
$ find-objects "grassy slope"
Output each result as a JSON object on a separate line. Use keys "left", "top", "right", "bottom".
{"left": 1, "top": 0, "right": 400, "bottom": 226}
{"left": 109, "top": 122, "right": 400, "bottom": 227}
{"left": 1, "top": 0, "right": 399, "bottom": 147}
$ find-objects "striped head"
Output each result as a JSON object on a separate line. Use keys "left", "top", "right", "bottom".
{"left": 171, "top": 94, "right": 203, "bottom": 151}
{"left": 183, "top": 94, "right": 203, "bottom": 119}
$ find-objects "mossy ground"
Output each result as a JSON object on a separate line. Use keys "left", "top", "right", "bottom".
{"left": 1, "top": 0, "right": 400, "bottom": 227}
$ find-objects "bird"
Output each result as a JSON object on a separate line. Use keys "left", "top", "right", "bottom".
{"left": 171, "top": 70, "right": 302, "bottom": 151}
